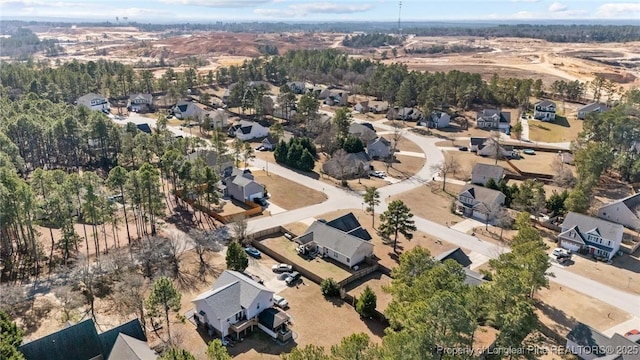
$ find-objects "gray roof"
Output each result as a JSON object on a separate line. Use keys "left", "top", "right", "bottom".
{"left": 578, "top": 102, "right": 608, "bottom": 113}
{"left": 477, "top": 109, "right": 511, "bottom": 123}
{"left": 322, "top": 151, "right": 371, "bottom": 178}
{"left": 108, "top": 334, "right": 157, "bottom": 360}
{"left": 78, "top": 92, "right": 107, "bottom": 102}
{"left": 298, "top": 220, "right": 372, "bottom": 258}
{"left": 326, "top": 212, "right": 372, "bottom": 241}
{"left": 436, "top": 248, "right": 472, "bottom": 268}
{"left": 232, "top": 174, "right": 254, "bottom": 187}
{"left": 349, "top": 123, "right": 377, "bottom": 142}
{"left": 535, "top": 99, "right": 556, "bottom": 107}
{"left": 567, "top": 322, "right": 639, "bottom": 360}
{"left": 471, "top": 164, "right": 505, "bottom": 182}
{"left": 368, "top": 136, "right": 391, "bottom": 147}
{"left": 463, "top": 268, "right": 486, "bottom": 286}
{"left": 561, "top": 212, "right": 624, "bottom": 242}
{"left": 618, "top": 193, "right": 640, "bottom": 214}
{"left": 99, "top": 319, "right": 147, "bottom": 359}
{"left": 460, "top": 184, "right": 505, "bottom": 206}
{"left": 129, "top": 93, "right": 152, "bottom": 102}
{"left": 193, "top": 270, "right": 272, "bottom": 321}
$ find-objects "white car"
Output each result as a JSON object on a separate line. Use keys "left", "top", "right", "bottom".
{"left": 552, "top": 248, "right": 570, "bottom": 257}
{"left": 272, "top": 263, "right": 293, "bottom": 273}
{"left": 273, "top": 294, "right": 289, "bottom": 309}
{"left": 370, "top": 170, "right": 386, "bottom": 178}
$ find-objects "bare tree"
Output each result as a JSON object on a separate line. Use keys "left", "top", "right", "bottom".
{"left": 54, "top": 286, "right": 83, "bottom": 323}
{"left": 136, "top": 236, "right": 169, "bottom": 278}
{"left": 0, "top": 284, "right": 29, "bottom": 317}
{"left": 430, "top": 155, "right": 460, "bottom": 191}
{"left": 230, "top": 215, "right": 249, "bottom": 246}
{"left": 104, "top": 249, "right": 131, "bottom": 282}
{"left": 165, "top": 230, "right": 188, "bottom": 276}
{"left": 189, "top": 229, "right": 223, "bottom": 276}
{"left": 331, "top": 148, "right": 351, "bottom": 187}
{"left": 113, "top": 273, "right": 148, "bottom": 334}
{"left": 490, "top": 131, "right": 503, "bottom": 165}
{"left": 551, "top": 156, "right": 576, "bottom": 188}
{"left": 494, "top": 207, "right": 513, "bottom": 241}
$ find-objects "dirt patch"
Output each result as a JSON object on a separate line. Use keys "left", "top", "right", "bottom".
{"left": 445, "top": 150, "right": 562, "bottom": 180}
{"left": 344, "top": 272, "right": 393, "bottom": 314}
{"left": 251, "top": 170, "right": 327, "bottom": 211}
{"left": 535, "top": 282, "right": 631, "bottom": 335}
{"left": 372, "top": 154, "right": 425, "bottom": 180}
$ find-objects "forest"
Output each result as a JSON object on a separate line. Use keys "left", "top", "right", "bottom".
{"left": 342, "top": 33, "right": 404, "bottom": 48}
{"left": 404, "top": 44, "right": 491, "bottom": 55}
{"left": 0, "top": 28, "right": 62, "bottom": 60}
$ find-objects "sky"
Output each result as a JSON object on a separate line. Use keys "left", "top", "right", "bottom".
{"left": 0, "top": 0, "right": 639, "bottom": 23}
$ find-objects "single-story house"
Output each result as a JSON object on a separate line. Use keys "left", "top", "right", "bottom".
{"left": 367, "top": 136, "right": 391, "bottom": 159}
{"left": 322, "top": 151, "right": 371, "bottom": 180}
{"left": 354, "top": 100, "right": 369, "bottom": 114}
{"left": 223, "top": 168, "right": 265, "bottom": 201}
{"left": 295, "top": 213, "right": 374, "bottom": 268}
{"left": 558, "top": 212, "right": 624, "bottom": 261}
{"left": 261, "top": 135, "right": 279, "bottom": 151}
{"left": 19, "top": 318, "right": 150, "bottom": 360}
{"left": 228, "top": 120, "right": 269, "bottom": 141}
{"left": 471, "top": 163, "right": 505, "bottom": 186}
{"left": 475, "top": 138, "right": 516, "bottom": 159}
{"left": 533, "top": 100, "right": 556, "bottom": 122}
{"left": 172, "top": 101, "right": 204, "bottom": 121}
{"left": 435, "top": 248, "right": 486, "bottom": 286}
{"left": 128, "top": 93, "right": 153, "bottom": 113}
{"left": 186, "top": 150, "right": 234, "bottom": 174}
{"left": 348, "top": 123, "right": 378, "bottom": 143}
{"left": 476, "top": 109, "right": 511, "bottom": 131}
{"left": 322, "top": 90, "right": 349, "bottom": 106}
{"left": 325, "top": 212, "right": 372, "bottom": 241}
{"left": 387, "top": 107, "right": 423, "bottom": 121}
{"left": 566, "top": 322, "right": 639, "bottom": 360}
{"left": 192, "top": 270, "right": 282, "bottom": 340}
{"left": 456, "top": 184, "right": 506, "bottom": 221}
{"left": 577, "top": 102, "right": 608, "bottom": 120}
{"left": 420, "top": 111, "right": 451, "bottom": 129}
{"left": 597, "top": 193, "right": 640, "bottom": 230}
{"left": 77, "top": 92, "right": 110, "bottom": 112}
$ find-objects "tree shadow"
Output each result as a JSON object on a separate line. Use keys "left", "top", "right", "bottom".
{"left": 553, "top": 116, "right": 570, "bottom": 128}
{"left": 21, "top": 298, "right": 53, "bottom": 336}
{"left": 362, "top": 316, "right": 388, "bottom": 338}
{"left": 535, "top": 301, "right": 576, "bottom": 331}
{"left": 326, "top": 296, "right": 345, "bottom": 308}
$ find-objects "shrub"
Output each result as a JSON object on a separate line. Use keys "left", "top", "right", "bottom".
{"left": 356, "top": 286, "right": 377, "bottom": 318}
{"left": 320, "top": 278, "right": 340, "bottom": 297}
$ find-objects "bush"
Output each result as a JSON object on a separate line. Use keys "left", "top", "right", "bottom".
{"left": 356, "top": 286, "right": 377, "bottom": 318}
{"left": 320, "top": 278, "right": 340, "bottom": 297}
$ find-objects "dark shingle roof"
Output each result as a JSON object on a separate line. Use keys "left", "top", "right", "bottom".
{"left": 470, "top": 137, "right": 487, "bottom": 146}
{"left": 258, "top": 308, "right": 289, "bottom": 330}
{"left": 99, "top": 319, "right": 147, "bottom": 359}
{"left": 567, "top": 323, "right": 639, "bottom": 360}
{"left": 536, "top": 99, "right": 556, "bottom": 107}
{"left": 326, "top": 212, "right": 372, "bottom": 240}
{"left": 19, "top": 319, "right": 103, "bottom": 360}
{"left": 436, "top": 248, "right": 472, "bottom": 268}
{"left": 578, "top": 102, "right": 608, "bottom": 113}
{"left": 471, "top": 164, "right": 505, "bottom": 182}
{"left": 136, "top": 123, "right": 152, "bottom": 134}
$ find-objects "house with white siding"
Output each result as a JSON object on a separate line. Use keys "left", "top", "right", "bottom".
{"left": 597, "top": 193, "right": 640, "bottom": 230}
{"left": 558, "top": 212, "right": 624, "bottom": 261}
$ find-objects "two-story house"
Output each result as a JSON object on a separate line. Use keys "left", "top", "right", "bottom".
{"left": 128, "top": 93, "right": 153, "bottom": 113}
{"left": 558, "top": 212, "right": 624, "bottom": 261}
{"left": 471, "top": 163, "right": 505, "bottom": 186}
{"left": 457, "top": 184, "right": 506, "bottom": 221}
{"left": 476, "top": 109, "right": 511, "bottom": 131}
{"left": 420, "top": 111, "right": 451, "bottom": 129}
{"left": 597, "top": 193, "right": 640, "bottom": 230}
{"left": 77, "top": 93, "right": 110, "bottom": 112}
{"left": 227, "top": 120, "right": 269, "bottom": 141}
{"left": 533, "top": 100, "right": 556, "bottom": 121}
{"left": 577, "top": 102, "right": 608, "bottom": 120}
{"left": 192, "top": 270, "right": 278, "bottom": 340}
{"left": 172, "top": 101, "right": 204, "bottom": 121}
{"left": 223, "top": 168, "right": 265, "bottom": 202}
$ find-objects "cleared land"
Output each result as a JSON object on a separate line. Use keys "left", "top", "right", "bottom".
{"left": 391, "top": 183, "right": 465, "bottom": 227}
{"left": 251, "top": 170, "right": 327, "bottom": 210}
{"left": 527, "top": 115, "right": 583, "bottom": 143}
{"left": 344, "top": 272, "right": 393, "bottom": 314}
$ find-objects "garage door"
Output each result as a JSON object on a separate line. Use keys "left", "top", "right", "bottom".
{"left": 248, "top": 192, "right": 263, "bottom": 201}
{"left": 559, "top": 240, "right": 581, "bottom": 253}
{"left": 473, "top": 210, "right": 487, "bottom": 221}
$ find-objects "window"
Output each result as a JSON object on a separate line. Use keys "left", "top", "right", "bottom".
{"left": 607, "top": 240, "right": 611, "bottom": 246}
{"left": 257, "top": 303, "right": 260, "bottom": 310}
{"left": 346, "top": 258, "right": 350, "bottom": 263}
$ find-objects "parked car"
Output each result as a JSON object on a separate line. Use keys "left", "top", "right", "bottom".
{"left": 277, "top": 272, "right": 292, "bottom": 280}
{"left": 552, "top": 248, "right": 570, "bottom": 258}
{"left": 244, "top": 247, "right": 261, "bottom": 258}
{"left": 273, "top": 294, "right": 289, "bottom": 309}
{"left": 523, "top": 149, "right": 535, "bottom": 155}
{"left": 272, "top": 263, "right": 293, "bottom": 273}
{"left": 458, "top": 146, "right": 468, "bottom": 152}
{"left": 285, "top": 271, "right": 301, "bottom": 286}
{"left": 624, "top": 329, "right": 639, "bottom": 337}
{"left": 256, "top": 145, "right": 265, "bottom": 151}
{"left": 254, "top": 197, "right": 268, "bottom": 206}
{"left": 369, "top": 170, "right": 386, "bottom": 178}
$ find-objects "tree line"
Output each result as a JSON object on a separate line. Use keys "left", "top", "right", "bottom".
{"left": 342, "top": 33, "right": 404, "bottom": 48}
{"left": 0, "top": 27, "right": 62, "bottom": 60}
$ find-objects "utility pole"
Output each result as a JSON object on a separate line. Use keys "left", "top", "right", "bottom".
{"left": 398, "top": 1, "right": 402, "bottom": 37}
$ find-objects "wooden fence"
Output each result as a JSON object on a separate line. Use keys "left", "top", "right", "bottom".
{"left": 175, "top": 189, "right": 262, "bottom": 224}
{"left": 338, "top": 262, "right": 379, "bottom": 288}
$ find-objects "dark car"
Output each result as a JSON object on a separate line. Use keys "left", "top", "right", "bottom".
{"left": 458, "top": 146, "right": 468, "bottom": 152}
{"left": 254, "top": 197, "right": 268, "bottom": 206}
{"left": 285, "top": 271, "right": 301, "bottom": 286}
{"left": 244, "top": 247, "right": 261, "bottom": 258}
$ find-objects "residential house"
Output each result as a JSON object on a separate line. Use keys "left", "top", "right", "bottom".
{"left": 387, "top": 107, "right": 423, "bottom": 121}
{"left": 172, "top": 101, "right": 204, "bottom": 121}
{"left": 322, "top": 151, "right": 371, "bottom": 179}
{"left": 128, "top": 93, "right": 153, "bottom": 113}
{"left": 354, "top": 100, "right": 369, "bottom": 114}
{"left": 294, "top": 213, "right": 374, "bottom": 268}
{"left": 566, "top": 322, "right": 639, "bottom": 360}
{"left": 456, "top": 184, "right": 506, "bottom": 221}
{"left": 108, "top": 334, "right": 158, "bottom": 360}
{"left": 192, "top": 270, "right": 284, "bottom": 340}
{"left": 558, "top": 212, "right": 624, "bottom": 261}
{"left": 186, "top": 150, "right": 234, "bottom": 174}
{"left": 286, "top": 81, "right": 306, "bottom": 94}
{"left": 419, "top": 111, "right": 451, "bottom": 129}
{"left": 261, "top": 135, "right": 279, "bottom": 151}
{"left": 533, "top": 100, "right": 556, "bottom": 121}
{"left": 223, "top": 168, "right": 265, "bottom": 201}
{"left": 476, "top": 109, "right": 511, "bottom": 131}
{"left": 577, "top": 102, "right": 609, "bottom": 120}
{"left": 322, "top": 90, "right": 349, "bottom": 106}
{"left": 475, "top": 138, "right": 516, "bottom": 159}
{"left": 469, "top": 137, "right": 487, "bottom": 152}
{"left": 348, "top": 123, "right": 378, "bottom": 143}
{"left": 471, "top": 163, "right": 505, "bottom": 186}
{"left": 205, "top": 109, "right": 228, "bottom": 129}
{"left": 19, "top": 318, "right": 149, "bottom": 360}
{"left": 135, "top": 123, "right": 153, "bottom": 134}
{"left": 367, "top": 137, "right": 391, "bottom": 159}
{"left": 597, "top": 193, "right": 640, "bottom": 230}
{"left": 325, "top": 212, "right": 373, "bottom": 240}
{"left": 77, "top": 92, "right": 110, "bottom": 112}
{"left": 435, "top": 248, "right": 486, "bottom": 286}
{"left": 228, "top": 120, "right": 269, "bottom": 141}
{"left": 368, "top": 100, "right": 389, "bottom": 114}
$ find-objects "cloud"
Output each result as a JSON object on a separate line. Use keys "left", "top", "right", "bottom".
{"left": 512, "top": 11, "right": 535, "bottom": 19}
{"left": 255, "top": 1, "right": 373, "bottom": 18}
{"left": 159, "top": 0, "right": 271, "bottom": 8}
{"left": 509, "top": 0, "right": 540, "bottom": 2}
{"left": 548, "top": 2, "right": 567, "bottom": 12}
{"left": 596, "top": 3, "right": 640, "bottom": 18}
{"left": 0, "top": 0, "right": 76, "bottom": 7}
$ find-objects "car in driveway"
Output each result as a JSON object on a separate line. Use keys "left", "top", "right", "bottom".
{"left": 273, "top": 294, "right": 289, "bottom": 309}
{"left": 272, "top": 263, "right": 293, "bottom": 273}
{"left": 552, "top": 248, "right": 570, "bottom": 258}
{"left": 369, "top": 170, "right": 386, "bottom": 178}
{"left": 458, "top": 146, "right": 468, "bottom": 152}
{"left": 244, "top": 247, "right": 261, "bottom": 258}
{"left": 285, "top": 271, "right": 301, "bottom": 286}
{"left": 253, "top": 197, "right": 268, "bottom": 207}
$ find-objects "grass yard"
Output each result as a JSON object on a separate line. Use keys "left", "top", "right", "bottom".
{"left": 446, "top": 150, "right": 562, "bottom": 180}
{"left": 393, "top": 135, "right": 423, "bottom": 154}
{"left": 372, "top": 154, "right": 426, "bottom": 180}
{"left": 391, "top": 183, "right": 465, "bottom": 226}
{"left": 535, "top": 282, "right": 632, "bottom": 335}
{"left": 252, "top": 170, "right": 327, "bottom": 210}
{"left": 260, "top": 235, "right": 352, "bottom": 282}
{"left": 344, "top": 272, "right": 393, "bottom": 313}
{"left": 527, "top": 115, "right": 583, "bottom": 143}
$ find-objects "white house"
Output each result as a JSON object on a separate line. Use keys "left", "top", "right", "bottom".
{"left": 206, "top": 109, "right": 228, "bottom": 129}
{"left": 228, "top": 121, "right": 269, "bottom": 141}
{"left": 128, "top": 93, "right": 153, "bottom": 113}
{"left": 192, "top": 270, "right": 275, "bottom": 339}
{"left": 476, "top": 109, "right": 511, "bottom": 131}
{"left": 172, "top": 101, "right": 204, "bottom": 120}
{"left": 420, "top": 111, "right": 451, "bottom": 129}
{"left": 471, "top": 163, "right": 505, "bottom": 186}
{"left": 597, "top": 193, "right": 640, "bottom": 230}
{"left": 456, "top": 184, "right": 506, "bottom": 221}
{"left": 533, "top": 100, "right": 556, "bottom": 121}
{"left": 77, "top": 93, "right": 110, "bottom": 112}
{"left": 577, "top": 102, "right": 608, "bottom": 120}
{"left": 294, "top": 213, "right": 373, "bottom": 268}
{"left": 366, "top": 137, "right": 391, "bottom": 159}
{"left": 354, "top": 100, "right": 369, "bottom": 114}
{"left": 558, "top": 212, "right": 624, "bottom": 261}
